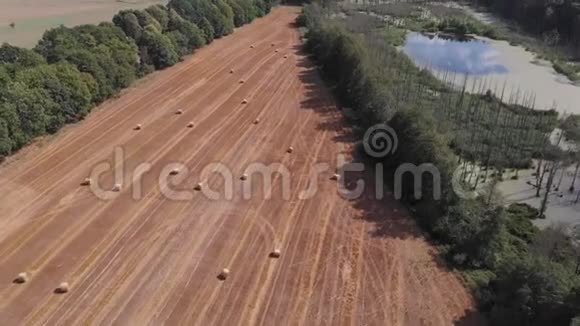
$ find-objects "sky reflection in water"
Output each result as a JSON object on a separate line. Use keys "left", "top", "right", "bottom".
{"left": 402, "top": 32, "right": 508, "bottom": 75}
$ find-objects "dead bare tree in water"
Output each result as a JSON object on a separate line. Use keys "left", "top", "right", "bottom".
{"left": 569, "top": 161, "right": 580, "bottom": 192}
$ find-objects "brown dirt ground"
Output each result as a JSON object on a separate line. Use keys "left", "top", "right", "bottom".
{"left": 0, "top": 7, "right": 482, "bottom": 325}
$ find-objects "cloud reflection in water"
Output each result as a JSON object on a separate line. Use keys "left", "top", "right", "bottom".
{"left": 402, "top": 32, "right": 508, "bottom": 75}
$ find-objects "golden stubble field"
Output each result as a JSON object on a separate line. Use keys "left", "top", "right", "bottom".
{"left": 0, "top": 0, "right": 166, "bottom": 47}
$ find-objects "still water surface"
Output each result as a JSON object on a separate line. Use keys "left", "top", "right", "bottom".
{"left": 403, "top": 32, "right": 508, "bottom": 75}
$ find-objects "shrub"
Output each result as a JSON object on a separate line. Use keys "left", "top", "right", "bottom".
{"left": 199, "top": 17, "right": 215, "bottom": 43}
{"left": 553, "top": 61, "right": 580, "bottom": 81}
{"left": 145, "top": 4, "right": 170, "bottom": 30}
{"left": 113, "top": 11, "right": 144, "bottom": 40}
{"left": 226, "top": 0, "right": 247, "bottom": 26}
{"left": 141, "top": 30, "right": 180, "bottom": 69}
{"left": 489, "top": 256, "right": 576, "bottom": 326}
{"left": 0, "top": 44, "right": 46, "bottom": 67}
{"left": 463, "top": 269, "right": 497, "bottom": 306}
{"left": 169, "top": 10, "right": 206, "bottom": 48}
{"left": 15, "top": 63, "right": 96, "bottom": 126}
{"left": 35, "top": 24, "right": 139, "bottom": 101}
{"left": 169, "top": 0, "right": 234, "bottom": 39}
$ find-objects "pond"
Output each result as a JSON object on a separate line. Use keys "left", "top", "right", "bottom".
{"left": 402, "top": 32, "right": 580, "bottom": 115}
{"left": 402, "top": 30, "right": 580, "bottom": 229}
{"left": 402, "top": 32, "right": 508, "bottom": 75}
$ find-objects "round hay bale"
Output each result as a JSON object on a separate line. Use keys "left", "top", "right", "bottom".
{"left": 218, "top": 268, "right": 230, "bottom": 280}
{"left": 9, "top": 22, "right": 15, "bottom": 29}
{"left": 134, "top": 124, "right": 142, "bottom": 130}
{"left": 55, "top": 282, "right": 69, "bottom": 294}
{"left": 286, "top": 146, "right": 294, "bottom": 154}
{"left": 239, "top": 79, "right": 245, "bottom": 84}
{"left": 240, "top": 173, "right": 248, "bottom": 181}
{"left": 229, "top": 69, "right": 234, "bottom": 74}
{"left": 112, "top": 184, "right": 121, "bottom": 192}
{"left": 169, "top": 169, "right": 179, "bottom": 176}
{"left": 330, "top": 174, "right": 340, "bottom": 181}
{"left": 81, "top": 178, "right": 91, "bottom": 186}
{"left": 271, "top": 43, "right": 275, "bottom": 46}
{"left": 269, "top": 249, "right": 281, "bottom": 258}
{"left": 14, "top": 272, "right": 28, "bottom": 284}
{"left": 275, "top": 49, "right": 279, "bottom": 53}
{"left": 253, "top": 118, "right": 260, "bottom": 124}
{"left": 187, "top": 122, "right": 194, "bottom": 128}
{"left": 194, "top": 182, "right": 203, "bottom": 191}
{"left": 175, "top": 109, "right": 183, "bottom": 115}
{"left": 242, "top": 99, "right": 248, "bottom": 104}
{"left": 250, "top": 45, "right": 255, "bottom": 49}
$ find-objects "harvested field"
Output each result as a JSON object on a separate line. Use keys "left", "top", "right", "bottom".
{"left": 0, "top": 7, "right": 481, "bottom": 325}
{"left": 0, "top": 0, "right": 166, "bottom": 47}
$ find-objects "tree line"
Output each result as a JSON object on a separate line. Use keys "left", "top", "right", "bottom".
{"left": 0, "top": 0, "right": 273, "bottom": 161}
{"left": 299, "top": 3, "right": 580, "bottom": 325}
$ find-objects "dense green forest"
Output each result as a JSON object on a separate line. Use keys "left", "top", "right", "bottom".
{"left": 0, "top": 0, "right": 273, "bottom": 161}
{"left": 299, "top": 3, "right": 580, "bottom": 325}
